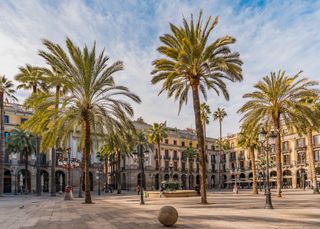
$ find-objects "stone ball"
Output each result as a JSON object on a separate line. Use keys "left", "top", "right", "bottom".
{"left": 158, "top": 206, "right": 178, "bottom": 227}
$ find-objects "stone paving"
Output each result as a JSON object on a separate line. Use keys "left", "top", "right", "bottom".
{"left": 0, "top": 190, "right": 320, "bottom": 229}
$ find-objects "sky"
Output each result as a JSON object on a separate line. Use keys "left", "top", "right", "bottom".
{"left": 0, "top": 0, "right": 319, "bottom": 139}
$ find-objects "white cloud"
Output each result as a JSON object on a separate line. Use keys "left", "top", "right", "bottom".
{"left": 0, "top": 0, "right": 319, "bottom": 138}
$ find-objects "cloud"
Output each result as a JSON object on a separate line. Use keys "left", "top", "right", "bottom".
{"left": 0, "top": 0, "right": 319, "bottom": 138}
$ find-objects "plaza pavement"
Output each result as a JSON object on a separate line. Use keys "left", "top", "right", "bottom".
{"left": 0, "top": 190, "right": 319, "bottom": 229}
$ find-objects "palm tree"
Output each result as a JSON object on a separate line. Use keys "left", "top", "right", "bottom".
{"left": 213, "top": 107, "right": 227, "bottom": 189}
{"left": 24, "top": 38, "right": 141, "bottom": 203}
{"left": 0, "top": 75, "right": 17, "bottom": 196}
{"left": 151, "top": 11, "right": 243, "bottom": 204}
{"left": 148, "top": 122, "right": 168, "bottom": 188}
{"left": 133, "top": 131, "right": 152, "bottom": 201}
{"left": 237, "top": 130, "right": 259, "bottom": 194}
{"left": 100, "top": 127, "right": 134, "bottom": 194}
{"left": 7, "top": 128, "right": 36, "bottom": 193}
{"left": 15, "top": 65, "right": 46, "bottom": 196}
{"left": 301, "top": 98, "right": 320, "bottom": 194}
{"left": 238, "top": 70, "right": 318, "bottom": 197}
{"left": 200, "top": 103, "right": 211, "bottom": 151}
{"left": 39, "top": 67, "right": 67, "bottom": 197}
{"left": 184, "top": 146, "right": 197, "bottom": 189}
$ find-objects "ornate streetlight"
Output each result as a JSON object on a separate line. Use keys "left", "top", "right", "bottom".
{"left": 57, "top": 147, "right": 80, "bottom": 200}
{"left": 133, "top": 145, "right": 149, "bottom": 205}
{"left": 258, "top": 128, "right": 277, "bottom": 209}
{"left": 96, "top": 152, "right": 104, "bottom": 196}
{"left": 169, "top": 161, "right": 174, "bottom": 181}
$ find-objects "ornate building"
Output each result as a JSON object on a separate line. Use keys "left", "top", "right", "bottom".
{"left": 2, "top": 104, "right": 320, "bottom": 194}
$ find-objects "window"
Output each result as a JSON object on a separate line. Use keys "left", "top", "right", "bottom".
{"left": 4, "top": 115, "right": 9, "bottom": 124}
{"left": 189, "top": 142, "right": 193, "bottom": 147}
{"left": 211, "top": 155, "right": 216, "bottom": 163}
{"left": 164, "top": 150, "right": 169, "bottom": 159}
{"left": 181, "top": 162, "right": 186, "bottom": 171}
{"left": 211, "top": 145, "right": 215, "bottom": 151}
{"left": 230, "top": 152, "right": 236, "bottom": 160}
{"left": 313, "top": 135, "right": 320, "bottom": 146}
{"left": 181, "top": 141, "right": 185, "bottom": 147}
{"left": 283, "top": 154, "right": 290, "bottom": 165}
{"left": 297, "top": 152, "right": 306, "bottom": 164}
{"left": 4, "top": 132, "right": 9, "bottom": 143}
{"left": 314, "top": 150, "right": 320, "bottom": 161}
{"left": 173, "top": 140, "right": 177, "bottom": 145}
{"left": 296, "top": 138, "right": 305, "bottom": 148}
{"left": 231, "top": 163, "right": 235, "bottom": 170}
{"left": 282, "top": 141, "right": 290, "bottom": 151}
{"left": 165, "top": 161, "right": 169, "bottom": 169}
{"left": 173, "top": 150, "right": 178, "bottom": 159}
{"left": 165, "top": 139, "right": 169, "bottom": 144}
{"left": 174, "top": 161, "right": 178, "bottom": 170}
{"left": 21, "top": 118, "right": 28, "bottom": 123}
{"left": 240, "top": 151, "right": 245, "bottom": 159}
{"left": 240, "top": 161, "right": 244, "bottom": 170}
{"left": 248, "top": 160, "right": 252, "bottom": 169}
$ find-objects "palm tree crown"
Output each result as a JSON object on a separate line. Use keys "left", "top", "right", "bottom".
{"left": 0, "top": 75, "right": 17, "bottom": 101}
{"left": 15, "top": 64, "right": 47, "bottom": 93}
{"left": 200, "top": 103, "right": 211, "bottom": 125}
{"left": 213, "top": 107, "right": 227, "bottom": 123}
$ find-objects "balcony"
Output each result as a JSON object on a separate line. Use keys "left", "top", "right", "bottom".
{"left": 229, "top": 157, "right": 236, "bottom": 161}
{"left": 163, "top": 155, "right": 170, "bottom": 160}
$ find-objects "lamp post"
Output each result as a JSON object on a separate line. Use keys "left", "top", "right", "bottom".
{"left": 233, "top": 166, "right": 239, "bottom": 194}
{"left": 258, "top": 128, "right": 276, "bottom": 209}
{"left": 11, "top": 168, "right": 17, "bottom": 195}
{"left": 301, "top": 170, "right": 305, "bottom": 190}
{"left": 96, "top": 152, "right": 103, "bottom": 196}
{"left": 133, "top": 144, "right": 149, "bottom": 205}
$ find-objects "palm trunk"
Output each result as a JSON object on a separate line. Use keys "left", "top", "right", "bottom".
{"left": 117, "top": 151, "right": 122, "bottom": 194}
{"left": 218, "top": 120, "right": 222, "bottom": 189}
{"left": 50, "top": 85, "right": 60, "bottom": 196}
{"left": 25, "top": 151, "right": 29, "bottom": 192}
{"left": 104, "top": 157, "right": 108, "bottom": 192}
{"left": 250, "top": 145, "right": 258, "bottom": 194}
{"left": 0, "top": 91, "right": 4, "bottom": 196}
{"left": 274, "top": 117, "right": 282, "bottom": 197}
{"left": 307, "top": 128, "right": 319, "bottom": 194}
{"left": 191, "top": 85, "right": 207, "bottom": 204}
{"left": 50, "top": 148, "right": 56, "bottom": 196}
{"left": 36, "top": 136, "right": 41, "bottom": 196}
{"left": 83, "top": 111, "right": 92, "bottom": 203}
{"left": 157, "top": 140, "right": 161, "bottom": 188}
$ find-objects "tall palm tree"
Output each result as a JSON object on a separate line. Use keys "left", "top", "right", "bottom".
{"left": 238, "top": 70, "right": 318, "bottom": 197}
{"left": 148, "top": 122, "right": 168, "bottom": 188}
{"left": 237, "top": 129, "right": 259, "bottom": 194}
{"left": 15, "top": 65, "right": 46, "bottom": 196}
{"left": 151, "top": 11, "right": 243, "bottom": 204}
{"left": 0, "top": 75, "right": 17, "bottom": 196}
{"left": 39, "top": 67, "right": 67, "bottom": 197}
{"left": 200, "top": 103, "right": 211, "bottom": 149}
{"left": 213, "top": 107, "right": 227, "bottom": 189}
{"left": 24, "top": 38, "right": 141, "bottom": 203}
{"left": 300, "top": 97, "right": 320, "bottom": 194}
{"left": 184, "top": 146, "right": 197, "bottom": 188}
{"left": 7, "top": 128, "right": 36, "bottom": 193}
{"left": 100, "top": 127, "right": 134, "bottom": 194}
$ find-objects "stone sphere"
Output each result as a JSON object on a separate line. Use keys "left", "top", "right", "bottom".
{"left": 158, "top": 206, "right": 178, "bottom": 227}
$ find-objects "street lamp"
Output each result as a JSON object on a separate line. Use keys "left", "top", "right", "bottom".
{"left": 258, "top": 128, "right": 276, "bottom": 209}
{"left": 301, "top": 170, "right": 305, "bottom": 190}
{"left": 233, "top": 165, "right": 240, "bottom": 194}
{"left": 96, "top": 152, "right": 103, "bottom": 196}
{"left": 133, "top": 145, "right": 149, "bottom": 205}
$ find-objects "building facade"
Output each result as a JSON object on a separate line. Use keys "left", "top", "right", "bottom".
{"left": 2, "top": 104, "right": 320, "bottom": 194}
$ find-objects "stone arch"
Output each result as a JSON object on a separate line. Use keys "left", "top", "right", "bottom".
{"left": 18, "top": 169, "right": 31, "bottom": 193}
{"left": 189, "top": 175, "right": 194, "bottom": 189}
{"left": 40, "top": 170, "right": 49, "bottom": 192}
{"left": 164, "top": 174, "right": 170, "bottom": 181}
{"left": 173, "top": 174, "right": 179, "bottom": 182}
{"left": 55, "top": 170, "right": 66, "bottom": 192}
{"left": 4, "top": 169, "right": 11, "bottom": 193}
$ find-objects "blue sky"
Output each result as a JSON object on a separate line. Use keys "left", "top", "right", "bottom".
{"left": 0, "top": 0, "right": 319, "bottom": 138}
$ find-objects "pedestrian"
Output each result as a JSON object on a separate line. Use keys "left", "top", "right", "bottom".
{"left": 137, "top": 185, "right": 141, "bottom": 195}
{"left": 160, "top": 184, "right": 164, "bottom": 198}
